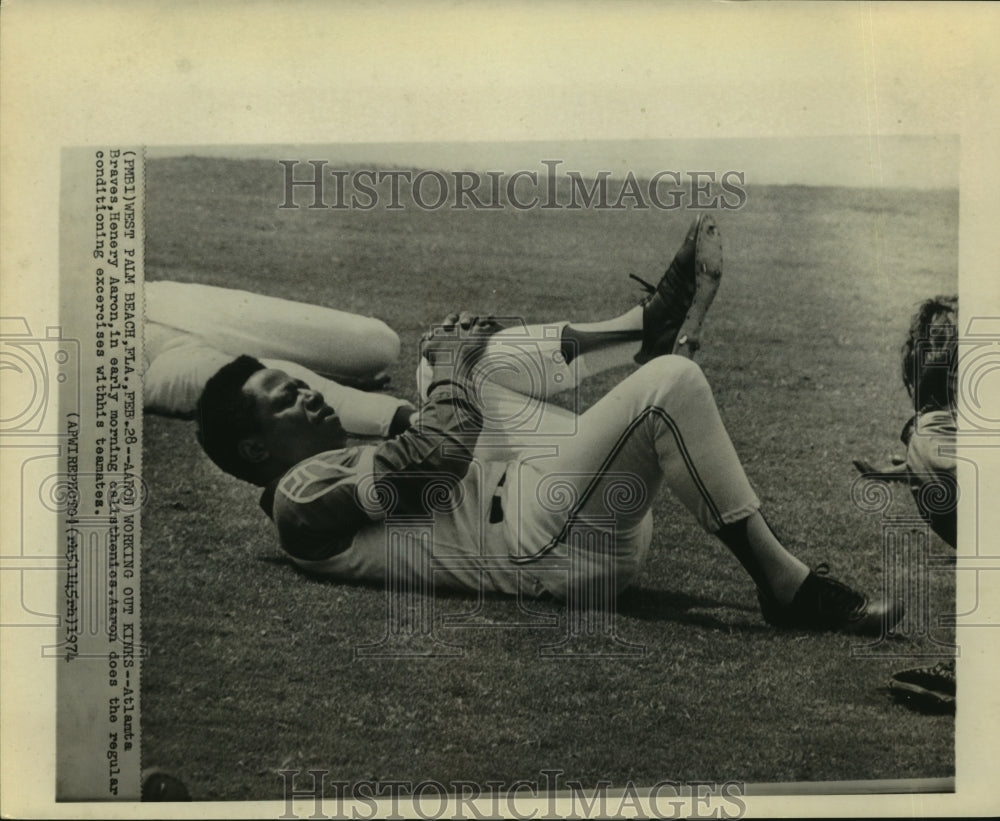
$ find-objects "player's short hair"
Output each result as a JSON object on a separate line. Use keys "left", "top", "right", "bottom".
{"left": 196, "top": 355, "right": 268, "bottom": 485}
{"left": 901, "top": 294, "right": 958, "bottom": 413}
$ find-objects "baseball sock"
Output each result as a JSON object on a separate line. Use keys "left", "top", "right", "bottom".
{"left": 559, "top": 307, "right": 644, "bottom": 364}
{"left": 487, "top": 307, "right": 654, "bottom": 398}
{"left": 715, "top": 513, "right": 810, "bottom": 604}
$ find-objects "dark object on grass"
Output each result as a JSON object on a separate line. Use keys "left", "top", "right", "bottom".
{"left": 757, "top": 564, "right": 902, "bottom": 636}
{"left": 887, "top": 660, "right": 956, "bottom": 714}
{"left": 141, "top": 767, "right": 192, "bottom": 801}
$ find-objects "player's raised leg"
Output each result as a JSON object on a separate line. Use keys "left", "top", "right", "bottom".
{"left": 473, "top": 215, "right": 724, "bottom": 401}
{"left": 505, "top": 355, "right": 902, "bottom": 635}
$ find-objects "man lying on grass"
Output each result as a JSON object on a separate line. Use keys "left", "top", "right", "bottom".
{"left": 195, "top": 216, "right": 901, "bottom": 635}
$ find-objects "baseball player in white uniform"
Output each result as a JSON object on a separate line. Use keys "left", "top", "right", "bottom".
{"left": 195, "top": 217, "right": 902, "bottom": 635}
{"left": 144, "top": 280, "right": 414, "bottom": 437}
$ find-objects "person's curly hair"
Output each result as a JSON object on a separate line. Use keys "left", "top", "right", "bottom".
{"left": 901, "top": 295, "right": 958, "bottom": 413}
{"left": 196, "top": 355, "right": 267, "bottom": 484}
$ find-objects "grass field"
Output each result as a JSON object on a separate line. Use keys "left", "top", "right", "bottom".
{"left": 140, "top": 155, "right": 957, "bottom": 800}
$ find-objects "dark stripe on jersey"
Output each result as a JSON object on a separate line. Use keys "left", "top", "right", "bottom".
{"left": 510, "top": 405, "right": 724, "bottom": 563}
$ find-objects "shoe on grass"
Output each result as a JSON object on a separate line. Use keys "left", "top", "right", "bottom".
{"left": 757, "top": 566, "right": 904, "bottom": 636}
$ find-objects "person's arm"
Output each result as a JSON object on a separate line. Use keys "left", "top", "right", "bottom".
{"left": 370, "top": 311, "right": 503, "bottom": 512}
{"left": 369, "top": 377, "right": 484, "bottom": 516}
{"left": 272, "top": 312, "right": 498, "bottom": 559}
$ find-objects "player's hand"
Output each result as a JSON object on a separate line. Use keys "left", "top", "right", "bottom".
{"left": 419, "top": 311, "right": 502, "bottom": 373}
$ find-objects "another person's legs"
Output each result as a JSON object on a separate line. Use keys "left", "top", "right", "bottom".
{"left": 145, "top": 280, "right": 400, "bottom": 380}
{"left": 144, "top": 322, "right": 411, "bottom": 435}
{"left": 143, "top": 326, "right": 234, "bottom": 417}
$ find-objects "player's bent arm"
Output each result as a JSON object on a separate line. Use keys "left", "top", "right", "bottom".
{"left": 372, "top": 380, "right": 484, "bottom": 515}
{"left": 269, "top": 381, "right": 484, "bottom": 562}
{"left": 378, "top": 381, "right": 481, "bottom": 457}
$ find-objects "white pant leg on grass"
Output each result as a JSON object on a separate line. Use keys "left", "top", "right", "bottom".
{"left": 143, "top": 281, "right": 409, "bottom": 435}
{"left": 498, "top": 356, "right": 761, "bottom": 598}
{"left": 143, "top": 326, "right": 232, "bottom": 416}
{"left": 143, "top": 329, "right": 410, "bottom": 436}
{"left": 145, "top": 280, "right": 400, "bottom": 379}
{"left": 471, "top": 334, "right": 755, "bottom": 536}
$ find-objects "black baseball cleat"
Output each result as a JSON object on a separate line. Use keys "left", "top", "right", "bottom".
{"left": 887, "top": 660, "right": 955, "bottom": 712}
{"left": 632, "top": 214, "right": 724, "bottom": 364}
{"left": 757, "top": 567, "right": 904, "bottom": 636}
{"left": 142, "top": 768, "right": 193, "bottom": 801}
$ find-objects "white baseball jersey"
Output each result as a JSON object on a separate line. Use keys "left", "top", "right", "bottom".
{"left": 259, "top": 356, "right": 763, "bottom": 601}
{"left": 261, "top": 382, "right": 527, "bottom": 595}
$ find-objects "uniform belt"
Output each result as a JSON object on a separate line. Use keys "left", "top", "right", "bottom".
{"left": 489, "top": 470, "right": 507, "bottom": 523}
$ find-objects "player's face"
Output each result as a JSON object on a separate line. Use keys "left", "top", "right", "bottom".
{"left": 242, "top": 368, "right": 347, "bottom": 468}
